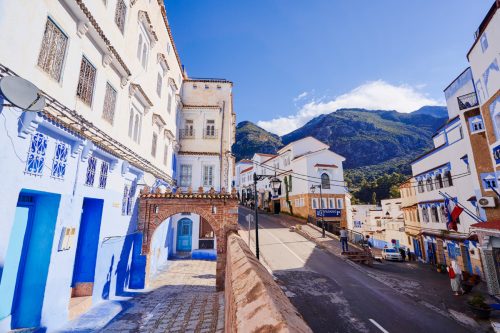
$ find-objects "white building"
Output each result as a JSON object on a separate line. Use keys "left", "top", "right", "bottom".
{"left": 0, "top": 0, "right": 233, "bottom": 331}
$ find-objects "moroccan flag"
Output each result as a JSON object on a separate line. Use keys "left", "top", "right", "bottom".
{"left": 450, "top": 205, "right": 463, "bottom": 225}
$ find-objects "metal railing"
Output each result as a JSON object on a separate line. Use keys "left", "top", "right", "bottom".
{"left": 203, "top": 129, "right": 219, "bottom": 139}
{"left": 179, "top": 128, "right": 195, "bottom": 139}
{"left": 307, "top": 215, "right": 365, "bottom": 244}
{"left": 457, "top": 92, "right": 479, "bottom": 111}
{"left": 199, "top": 239, "right": 215, "bottom": 249}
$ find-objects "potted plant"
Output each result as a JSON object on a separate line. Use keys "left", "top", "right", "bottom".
{"left": 467, "top": 294, "right": 491, "bottom": 319}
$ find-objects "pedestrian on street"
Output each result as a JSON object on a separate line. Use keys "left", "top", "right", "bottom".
{"left": 451, "top": 260, "right": 464, "bottom": 294}
{"left": 399, "top": 247, "right": 406, "bottom": 261}
{"left": 447, "top": 263, "right": 461, "bottom": 296}
{"left": 365, "top": 235, "right": 372, "bottom": 248}
{"left": 406, "top": 247, "right": 412, "bottom": 261}
{"left": 340, "top": 227, "right": 348, "bottom": 253}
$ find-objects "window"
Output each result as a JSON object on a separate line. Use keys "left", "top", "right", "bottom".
{"left": 443, "top": 171, "right": 453, "bottom": 187}
{"left": 300, "top": 198, "right": 304, "bottom": 207}
{"left": 128, "top": 109, "right": 142, "bottom": 143}
{"left": 288, "top": 175, "right": 292, "bottom": 192}
{"left": 163, "top": 145, "right": 168, "bottom": 166}
{"left": 183, "top": 120, "right": 194, "bottom": 137}
{"left": 203, "top": 165, "right": 215, "bottom": 187}
{"left": 431, "top": 206, "right": 439, "bottom": 223}
{"left": 37, "top": 18, "right": 68, "bottom": 81}
{"left": 283, "top": 156, "right": 291, "bottom": 167}
{"left": 122, "top": 182, "right": 136, "bottom": 216}
{"left": 128, "top": 109, "right": 134, "bottom": 138}
{"left": 295, "top": 199, "right": 300, "bottom": 207}
{"left": 435, "top": 174, "right": 443, "bottom": 189}
{"left": 180, "top": 164, "right": 192, "bottom": 187}
{"left": 156, "top": 73, "right": 162, "bottom": 97}
{"left": 440, "top": 206, "right": 448, "bottom": 224}
{"left": 85, "top": 156, "right": 97, "bottom": 186}
{"left": 425, "top": 177, "right": 434, "bottom": 192}
{"left": 51, "top": 142, "right": 68, "bottom": 179}
{"left": 321, "top": 173, "right": 330, "bottom": 189}
{"left": 321, "top": 198, "right": 327, "bottom": 209}
{"left": 99, "top": 161, "right": 109, "bottom": 189}
{"left": 311, "top": 198, "right": 318, "bottom": 209}
{"left": 151, "top": 133, "right": 158, "bottom": 157}
{"left": 167, "top": 93, "right": 172, "bottom": 113}
{"left": 137, "top": 34, "right": 143, "bottom": 59}
{"left": 114, "top": 0, "right": 126, "bottom": 33}
{"left": 76, "top": 57, "right": 96, "bottom": 106}
{"left": 26, "top": 133, "right": 48, "bottom": 176}
{"left": 205, "top": 120, "right": 215, "bottom": 137}
{"left": 417, "top": 180, "right": 425, "bottom": 193}
{"left": 141, "top": 43, "right": 148, "bottom": 69}
{"left": 329, "top": 198, "right": 335, "bottom": 209}
{"left": 422, "top": 207, "right": 430, "bottom": 223}
{"left": 337, "top": 198, "right": 343, "bottom": 209}
{"left": 102, "top": 83, "right": 117, "bottom": 124}
{"left": 473, "top": 122, "right": 483, "bottom": 131}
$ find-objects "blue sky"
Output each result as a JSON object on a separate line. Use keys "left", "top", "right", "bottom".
{"left": 165, "top": 1, "right": 493, "bottom": 135}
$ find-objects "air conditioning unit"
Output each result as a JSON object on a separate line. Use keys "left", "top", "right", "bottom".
{"left": 478, "top": 196, "right": 496, "bottom": 208}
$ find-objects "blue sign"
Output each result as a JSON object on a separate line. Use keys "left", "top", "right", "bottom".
{"left": 315, "top": 209, "right": 341, "bottom": 218}
{"left": 493, "top": 145, "right": 500, "bottom": 165}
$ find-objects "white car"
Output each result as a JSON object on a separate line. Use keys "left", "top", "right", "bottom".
{"left": 382, "top": 248, "right": 403, "bottom": 261}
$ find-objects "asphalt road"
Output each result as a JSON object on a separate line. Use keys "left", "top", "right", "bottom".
{"left": 238, "top": 207, "right": 471, "bottom": 333}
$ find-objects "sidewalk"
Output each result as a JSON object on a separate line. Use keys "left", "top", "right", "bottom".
{"left": 260, "top": 210, "right": 500, "bottom": 332}
{"left": 59, "top": 260, "right": 224, "bottom": 333}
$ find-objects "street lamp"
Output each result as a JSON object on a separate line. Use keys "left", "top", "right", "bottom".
{"left": 253, "top": 172, "right": 282, "bottom": 259}
{"left": 310, "top": 184, "right": 326, "bottom": 237}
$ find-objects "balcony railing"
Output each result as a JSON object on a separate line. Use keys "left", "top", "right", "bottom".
{"left": 457, "top": 92, "right": 479, "bottom": 111}
{"left": 203, "top": 129, "right": 219, "bottom": 139}
{"left": 179, "top": 128, "right": 195, "bottom": 139}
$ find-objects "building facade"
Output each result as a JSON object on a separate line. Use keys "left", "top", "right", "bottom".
{"left": 399, "top": 178, "right": 425, "bottom": 260}
{"left": 0, "top": 0, "right": 233, "bottom": 331}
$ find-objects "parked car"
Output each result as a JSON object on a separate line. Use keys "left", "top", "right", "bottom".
{"left": 382, "top": 248, "right": 403, "bottom": 261}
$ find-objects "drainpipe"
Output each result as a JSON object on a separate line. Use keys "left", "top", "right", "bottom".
{"left": 219, "top": 101, "right": 225, "bottom": 192}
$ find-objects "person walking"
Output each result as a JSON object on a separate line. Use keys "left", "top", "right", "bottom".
{"left": 340, "top": 227, "right": 349, "bottom": 253}
{"left": 406, "top": 247, "right": 412, "bottom": 261}
{"left": 447, "top": 263, "right": 461, "bottom": 296}
{"left": 399, "top": 247, "right": 406, "bottom": 261}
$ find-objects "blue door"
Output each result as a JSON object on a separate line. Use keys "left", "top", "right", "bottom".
{"left": 176, "top": 219, "right": 192, "bottom": 252}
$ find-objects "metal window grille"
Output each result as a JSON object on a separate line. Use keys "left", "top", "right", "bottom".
{"left": 26, "top": 133, "right": 48, "bottom": 176}
{"left": 151, "top": 133, "right": 158, "bottom": 157}
{"left": 180, "top": 165, "right": 192, "bottom": 187}
{"left": 102, "top": 83, "right": 117, "bottom": 124}
{"left": 203, "top": 165, "right": 214, "bottom": 186}
{"left": 37, "top": 19, "right": 68, "bottom": 81}
{"left": 163, "top": 145, "right": 168, "bottom": 166}
{"left": 115, "top": 0, "right": 126, "bottom": 33}
{"left": 156, "top": 73, "right": 162, "bottom": 97}
{"left": 76, "top": 57, "right": 96, "bottom": 106}
{"left": 122, "top": 185, "right": 129, "bottom": 215}
{"left": 85, "top": 156, "right": 97, "bottom": 186}
{"left": 51, "top": 141, "right": 68, "bottom": 179}
{"left": 99, "top": 161, "right": 109, "bottom": 189}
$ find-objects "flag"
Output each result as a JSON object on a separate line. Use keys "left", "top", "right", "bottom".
{"left": 445, "top": 197, "right": 461, "bottom": 231}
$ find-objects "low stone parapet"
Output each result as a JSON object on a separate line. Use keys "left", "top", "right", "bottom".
{"left": 224, "top": 232, "right": 312, "bottom": 333}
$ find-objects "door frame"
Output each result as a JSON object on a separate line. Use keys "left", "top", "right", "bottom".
{"left": 176, "top": 218, "right": 193, "bottom": 252}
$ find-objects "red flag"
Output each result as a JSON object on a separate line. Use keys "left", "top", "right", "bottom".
{"left": 449, "top": 205, "right": 463, "bottom": 231}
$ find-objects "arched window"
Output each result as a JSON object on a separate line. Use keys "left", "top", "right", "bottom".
{"left": 435, "top": 174, "right": 443, "bottom": 189}
{"left": 431, "top": 206, "right": 439, "bottom": 222}
{"left": 133, "top": 114, "right": 140, "bottom": 142}
{"left": 422, "top": 207, "right": 429, "bottom": 223}
{"left": 426, "top": 177, "right": 434, "bottom": 191}
{"left": 417, "top": 180, "right": 425, "bottom": 193}
{"left": 321, "top": 173, "right": 330, "bottom": 189}
{"left": 137, "top": 34, "right": 142, "bottom": 59}
{"left": 128, "top": 109, "right": 134, "bottom": 138}
{"left": 443, "top": 171, "right": 453, "bottom": 187}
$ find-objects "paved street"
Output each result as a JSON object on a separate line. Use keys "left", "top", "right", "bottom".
{"left": 61, "top": 260, "right": 224, "bottom": 333}
{"left": 238, "top": 207, "right": 473, "bottom": 333}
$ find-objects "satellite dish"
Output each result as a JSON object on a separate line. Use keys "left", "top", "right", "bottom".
{"left": 0, "top": 76, "right": 46, "bottom": 112}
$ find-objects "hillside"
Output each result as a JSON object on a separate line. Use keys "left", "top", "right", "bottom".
{"left": 232, "top": 107, "right": 447, "bottom": 202}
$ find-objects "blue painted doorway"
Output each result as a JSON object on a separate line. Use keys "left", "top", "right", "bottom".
{"left": 176, "top": 218, "right": 192, "bottom": 252}
{"left": 10, "top": 191, "right": 60, "bottom": 330}
{"left": 72, "top": 198, "right": 104, "bottom": 296}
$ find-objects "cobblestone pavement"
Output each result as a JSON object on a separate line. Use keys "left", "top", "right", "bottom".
{"left": 61, "top": 260, "right": 224, "bottom": 333}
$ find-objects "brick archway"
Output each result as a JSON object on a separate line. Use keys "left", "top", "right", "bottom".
{"left": 138, "top": 190, "right": 239, "bottom": 291}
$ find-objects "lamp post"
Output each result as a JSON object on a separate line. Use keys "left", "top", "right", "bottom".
{"left": 310, "top": 184, "right": 326, "bottom": 237}
{"left": 253, "top": 173, "right": 282, "bottom": 259}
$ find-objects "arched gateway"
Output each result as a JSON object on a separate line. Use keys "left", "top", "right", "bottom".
{"left": 138, "top": 188, "right": 239, "bottom": 291}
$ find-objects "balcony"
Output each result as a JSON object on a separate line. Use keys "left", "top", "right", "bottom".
{"left": 203, "top": 129, "right": 219, "bottom": 139}
{"left": 179, "top": 128, "right": 195, "bottom": 139}
{"left": 457, "top": 92, "right": 479, "bottom": 111}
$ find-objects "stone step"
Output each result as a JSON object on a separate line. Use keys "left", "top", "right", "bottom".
{"left": 68, "top": 296, "right": 93, "bottom": 321}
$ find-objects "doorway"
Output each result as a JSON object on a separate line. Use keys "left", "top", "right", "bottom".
{"left": 71, "top": 198, "right": 104, "bottom": 297}
{"left": 273, "top": 200, "right": 281, "bottom": 214}
{"left": 176, "top": 218, "right": 193, "bottom": 252}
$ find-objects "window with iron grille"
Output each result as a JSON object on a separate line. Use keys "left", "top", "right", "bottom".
{"left": 156, "top": 73, "right": 162, "bottom": 97}
{"left": 98, "top": 161, "right": 109, "bottom": 189}
{"left": 76, "top": 57, "right": 96, "bottom": 106}
{"left": 26, "top": 133, "right": 48, "bottom": 176}
{"left": 122, "top": 185, "right": 130, "bottom": 215}
{"left": 85, "top": 156, "right": 97, "bottom": 186}
{"left": 37, "top": 19, "right": 68, "bottom": 81}
{"left": 115, "top": 0, "right": 126, "bottom": 33}
{"left": 102, "top": 83, "right": 117, "bottom": 124}
{"left": 151, "top": 133, "right": 158, "bottom": 157}
{"left": 180, "top": 164, "right": 192, "bottom": 187}
{"left": 51, "top": 142, "right": 69, "bottom": 179}
{"left": 163, "top": 145, "right": 168, "bottom": 166}
{"left": 203, "top": 165, "right": 214, "bottom": 186}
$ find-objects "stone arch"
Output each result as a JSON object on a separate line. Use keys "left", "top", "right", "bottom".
{"left": 138, "top": 192, "right": 239, "bottom": 291}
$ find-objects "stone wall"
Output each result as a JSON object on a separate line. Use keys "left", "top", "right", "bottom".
{"left": 224, "top": 232, "right": 312, "bottom": 333}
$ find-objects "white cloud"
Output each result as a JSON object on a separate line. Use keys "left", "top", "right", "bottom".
{"left": 257, "top": 80, "right": 443, "bottom": 136}
{"left": 293, "top": 91, "right": 309, "bottom": 102}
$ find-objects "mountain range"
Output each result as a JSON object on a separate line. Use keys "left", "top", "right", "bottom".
{"left": 232, "top": 106, "right": 448, "bottom": 199}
